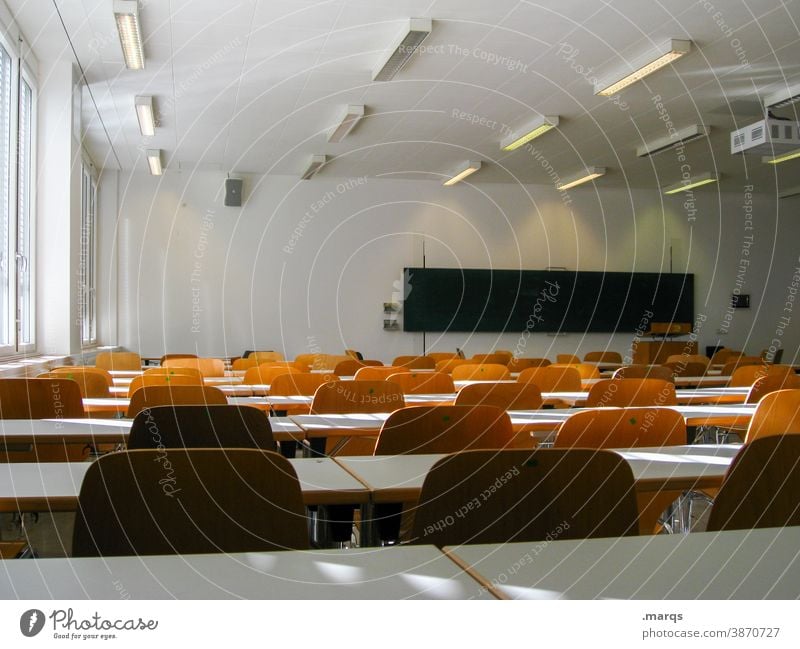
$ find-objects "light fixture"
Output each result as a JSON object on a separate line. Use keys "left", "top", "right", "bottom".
{"left": 663, "top": 171, "right": 718, "bottom": 194}
{"left": 135, "top": 95, "right": 155, "bottom": 136}
{"left": 765, "top": 81, "right": 800, "bottom": 109}
{"left": 114, "top": 0, "right": 145, "bottom": 70}
{"left": 146, "top": 149, "right": 162, "bottom": 176}
{"left": 301, "top": 154, "right": 328, "bottom": 180}
{"left": 443, "top": 160, "right": 482, "bottom": 186}
{"left": 762, "top": 148, "right": 800, "bottom": 164}
{"left": 328, "top": 104, "right": 365, "bottom": 143}
{"left": 373, "top": 18, "right": 432, "bottom": 82}
{"left": 636, "top": 124, "right": 709, "bottom": 157}
{"left": 556, "top": 166, "right": 606, "bottom": 190}
{"left": 501, "top": 115, "right": 559, "bottom": 151}
{"left": 595, "top": 39, "right": 691, "bottom": 96}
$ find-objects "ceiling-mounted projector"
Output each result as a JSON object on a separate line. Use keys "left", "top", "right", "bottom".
{"left": 731, "top": 117, "right": 800, "bottom": 155}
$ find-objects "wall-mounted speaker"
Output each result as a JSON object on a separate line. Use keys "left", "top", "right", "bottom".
{"left": 224, "top": 178, "right": 243, "bottom": 207}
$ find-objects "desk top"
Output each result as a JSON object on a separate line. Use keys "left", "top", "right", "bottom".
{"left": 0, "top": 545, "right": 491, "bottom": 599}
{"left": 0, "top": 457, "right": 367, "bottom": 511}
{"left": 0, "top": 418, "right": 131, "bottom": 443}
{"left": 445, "top": 526, "right": 800, "bottom": 599}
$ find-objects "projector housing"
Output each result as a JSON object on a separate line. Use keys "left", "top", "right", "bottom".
{"left": 731, "top": 118, "right": 800, "bottom": 155}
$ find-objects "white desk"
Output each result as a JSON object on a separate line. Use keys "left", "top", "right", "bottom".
{"left": 0, "top": 545, "right": 492, "bottom": 599}
{"left": 446, "top": 526, "right": 800, "bottom": 599}
{"left": 0, "top": 418, "right": 130, "bottom": 444}
{"left": 0, "top": 457, "right": 368, "bottom": 510}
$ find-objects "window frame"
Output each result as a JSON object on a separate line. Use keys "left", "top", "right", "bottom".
{"left": 79, "top": 157, "right": 97, "bottom": 347}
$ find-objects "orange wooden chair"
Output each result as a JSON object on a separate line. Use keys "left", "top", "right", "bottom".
{"left": 665, "top": 354, "right": 709, "bottom": 368}
{"left": 665, "top": 360, "right": 709, "bottom": 378}
{"left": 428, "top": 352, "right": 459, "bottom": 362}
{"left": 744, "top": 389, "right": 800, "bottom": 443}
{"left": 391, "top": 355, "right": 436, "bottom": 370}
{"left": 159, "top": 353, "right": 197, "bottom": 364}
{"left": 550, "top": 362, "right": 600, "bottom": 379}
{"left": 231, "top": 357, "right": 259, "bottom": 371}
{"left": 268, "top": 372, "right": 340, "bottom": 418}
{"left": 517, "top": 365, "right": 582, "bottom": 392}
{"left": 470, "top": 353, "right": 511, "bottom": 365}
{"left": 434, "top": 358, "right": 470, "bottom": 374}
{"left": 746, "top": 374, "right": 800, "bottom": 404}
{"left": 127, "top": 373, "right": 202, "bottom": 398}
{"left": 163, "top": 357, "right": 226, "bottom": 377}
{"left": 333, "top": 359, "right": 382, "bottom": 376}
{"left": 613, "top": 365, "right": 674, "bottom": 382}
{"left": 249, "top": 351, "right": 284, "bottom": 363}
{"left": 584, "top": 351, "right": 622, "bottom": 363}
{"left": 353, "top": 366, "right": 409, "bottom": 381}
{"left": 386, "top": 372, "right": 455, "bottom": 394}
{"left": 729, "top": 363, "right": 793, "bottom": 387}
{"left": 144, "top": 366, "right": 204, "bottom": 380}
{"left": 126, "top": 385, "right": 227, "bottom": 419}
{"left": 450, "top": 364, "right": 510, "bottom": 381}
{"left": 95, "top": 351, "right": 142, "bottom": 371}
{"left": 556, "top": 353, "right": 581, "bottom": 364}
{"left": 507, "top": 357, "right": 551, "bottom": 372}
{"left": 585, "top": 378, "right": 677, "bottom": 407}
{"left": 42, "top": 367, "right": 112, "bottom": 398}
{"left": 721, "top": 356, "right": 765, "bottom": 377}
{"left": 455, "top": 381, "right": 543, "bottom": 411}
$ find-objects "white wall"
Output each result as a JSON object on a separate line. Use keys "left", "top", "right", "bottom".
{"left": 101, "top": 169, "right": 799, "bottom": 364}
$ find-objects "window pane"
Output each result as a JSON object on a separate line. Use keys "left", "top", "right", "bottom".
{"left": 80, "top": 163, "right": 96, "bottom": 345}
{"left": 0, "top": 45, "right": 11, "bottom": 347}
{"left": 16, "top": 76, "right": 32, "bottom": 345}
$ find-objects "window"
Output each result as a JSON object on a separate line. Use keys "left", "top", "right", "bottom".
{"left": 80, "top": 161, "right": 97, "bottom": 346}
{"left": 0, "top": 36, "right": 36, "bottom": 356}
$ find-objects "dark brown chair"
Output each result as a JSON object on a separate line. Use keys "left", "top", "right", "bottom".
{"left": 706, "top": 435, "right": 800, "bottom": 531}
{"left": 128, "top": 405, "right": 275, "bottom": 451}
{"left": 72, "top": 449, "right": 308, "bottom": 556}
{"left": 410, "top": 449, "right": 639, "bottom": 546}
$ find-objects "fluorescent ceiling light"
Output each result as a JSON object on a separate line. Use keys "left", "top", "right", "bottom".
{"left": 373, "top": 18, "right": 432, "bottom": 82}
{"left": 762, "top": 148, "right": 800, "bottom": 164}
{"left": 595, "top": 39, "right": 691, "bottom": 96}
{"left": 301, "top": 154, "right": 328, "bottom": 180}
{"left": 114, "top": 0, "right": 145, "bottom": 70}
{"left": 146, "top": 149, "right": 162, "bottom": 176}
{"left": 135, "top": 95, "right": 155, "bottom": 136}
{"left": 328, "top": 104, "right": 365, "bottom": 143}
{"left": 556, "top": 166, "right": 606, "bottom": 190}
{"left": 443, "top": 160, "right": 482, "bottom": 186}
{"left": 636, "top": 124, "right": 709, "bottom": 157}
{"left": 501, "top": 115, "right": 559, "bottom": 151}
{"left": 663, "top": 171, "right": 718, "bottom": 194}
{"left": 765, "top": 81, "right": 800, "bottom": 109}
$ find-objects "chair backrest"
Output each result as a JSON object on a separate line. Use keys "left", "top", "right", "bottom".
{"left": 450, "top": 364, "right": 511, "bottom": 381}
{"left": 310, "top": 380, "right": 405, "bottom": 414}
{"left": 470, "top": 353, "right": 511, "bottom": 365}
{"left": 709, "top": 348, "right": 733, "bottom": 365}
{"left": 584, "top": 351, "right": 622, "bottom": 363}
{"left": 706, "top": 435, "right": 800, "bottom": 532}
{"left": 721, "top": 356, "right": 764, "bottom": 378}
{"left": 665, "top": 354, "right": 709, "bottom": 368}
{"left": 506, "top": 357, "right": 551, "bottom": 372}
{"left": 344, "top": 349, "right": 362, "bottom": 360}
{"left": 144, "top": 366, "right": 204, "bottom": 380}
{"left": 95, "top": 351, "right": 142, "bottom": 371}
{"left": 353, "top": 366, "right": 409, "bottom": 381}
{"left": 556, "top": 353, "right": 581, "bottom": 364}
{"left": 269, "top": 372, "right": 339, "bottom": 396}
{"left": 391, "top": 355, "right": 436, "bottom": 370}
{"left": 304, "top": 354, "right": 351, "bottom": 371}
{"left": 554, "top": 407, "right": 686, "bottom": 448}
{"left": 374, "top": 405, "right": 513, "bottom": 455}
{"left": 43, "top": 367, "right": 112, "bottom": 398}
{"left": 242, "top": 365, "right": 302, "bottom": 385}
{"left": 664, "top": 360, "right": 709, "bottom": 378}
{"left": 72, "top": 449, "right": 308, "bottom": 556}
{"left": 410, "top": 449, "right": 639, "bottom": 546}
{"left": 231, "top": 357, "right": 258, "bottom": 371}
{"left": 128, "top": 373, "right": 203, "bottom": 398}
{"left": 159, "top": 353, "right": 197, "bottom": 364}
{"left": 550, "top": 362, "right": 600, "bottom": 379}
{"left": 612, "top": 364, "right": 674, "bottom": 382}
{"left": 746, "top": 373, "right": 800, "bottom": 404}
{"left": 163, "top": 357, "right": 225, "bottom": 377}
{"left": 585, "top": 378, "right": 676, "bottom": 407}
{"left": 249, "top": 351, "right": 284, "bottom": 363}
{"left": 386, "top": 371, "right": 455, "bottom": 394}
{"left": 428, "top": 352, "right": 459, "bottom": 362}
{"left": 0, "top": 378, "right": 85, "bottom": 419}
{"left": 333, "top": 359, "right": 382, "bottom": 376}
{"left": 517, "top": 365, "right": 582, "bottom": 392}
{"left": 745, "top": 389, "right": 800, "bottom": 443}
{"left": 728, "top": 363, "right": 771, "bottom": 387}
{"left": 434, "top": 358, "right": 470, "bottom": 374}
{"left": 455, "top": 382, "right": 543, "bottom": 411}
{"left": 128, "top": 405, "right": 275, "bottom": 451}
{"left": 126, "top": 385, "right": 227, "bottom": 418}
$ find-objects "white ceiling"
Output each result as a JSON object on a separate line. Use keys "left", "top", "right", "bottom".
{"left": 7, "top": 0, "right": 800, "bottom": 188}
